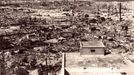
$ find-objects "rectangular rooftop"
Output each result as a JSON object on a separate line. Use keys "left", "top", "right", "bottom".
{"left": 80, "top": 41, "right": 105, "bottom": 48}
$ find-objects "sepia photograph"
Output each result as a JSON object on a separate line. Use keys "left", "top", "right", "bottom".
{"left": 0, "top": 0, "right": 134, "bottom": 75}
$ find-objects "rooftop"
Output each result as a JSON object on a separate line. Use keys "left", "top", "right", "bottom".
{"left": 80, "top": 40, "right": 105, "bottom": 48}
{"left": 65, "top": 53, "right": 125, "bottom": 68}
{"left": 65, "top": 67, "right": 121, "bottom": 75}
{"left": 62, "top": 53, "right": 125, "bottom": 75}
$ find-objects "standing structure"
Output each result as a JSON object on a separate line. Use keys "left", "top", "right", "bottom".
{"left": 60, "top": 41, "right": 121, "bottom": 75}
{"left": 80, "top": 40, "right": 105, "bottom": 55}
{"left": 119, "top": 3, "right": 122, "bottom": 21}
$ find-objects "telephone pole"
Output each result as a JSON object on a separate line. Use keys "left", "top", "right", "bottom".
{"left": 97, "top": 1, "right": 101, "bottom": 16}
{"left": 107, "top": 4, "right": 110, "bottom": 18}
{"left": 119, "top": 2, "right": 122, "bottom": 21}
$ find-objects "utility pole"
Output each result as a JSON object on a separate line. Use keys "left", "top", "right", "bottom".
{"left": 45, "top": 57, "right": 48, "bottom": 75}
{"left": 96, "top": 1, "right": 101, "bottom": 17}
{"left": 46, "top": 43, "right": 51, "bottom": 75}
{"left": 107, "top": 2, "right": 113, "bottom": 18}
{"left": 119, "top": 2, "right": 122, "bottom": 21}
{"left": 97, "top": 4, "right": 100, "bottom": 16}
{"left": 107, "top": 4, "right": 110, "bottom": 18}
{"left": 71, "top": 0, "right": 76, "bottom": 25}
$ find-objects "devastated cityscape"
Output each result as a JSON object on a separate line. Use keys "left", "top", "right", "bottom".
{"left": 0, "top": 0, "right": 134, "bottom": 75}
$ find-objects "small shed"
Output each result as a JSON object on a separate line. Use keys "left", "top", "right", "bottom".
{"left": 80, "top": 40, "right": 105, "bottom": 55}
